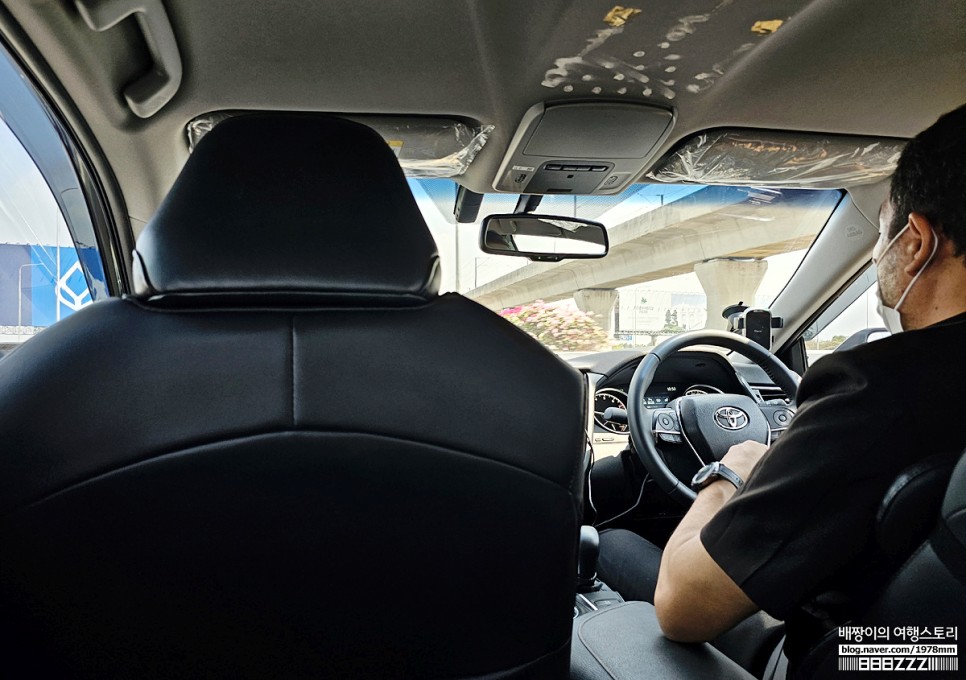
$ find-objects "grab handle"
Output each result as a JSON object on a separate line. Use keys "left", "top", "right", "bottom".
{"left": 76, "top": 0, "right": 183, "bottom": 118}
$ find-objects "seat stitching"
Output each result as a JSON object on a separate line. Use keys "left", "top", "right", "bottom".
{"left": 5, "top": 429, "right": 576, "bottom": 517}
{"left": 289, "top": 315, "right": 296, "bottom": 428}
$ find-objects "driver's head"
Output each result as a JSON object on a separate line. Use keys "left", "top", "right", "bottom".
{"left": 874, "top": 103, "right": 966, "bottom": 330}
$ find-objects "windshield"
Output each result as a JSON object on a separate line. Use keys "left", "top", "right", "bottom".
{"left": 411, "top": 179, "right": 841, "bottom": 355}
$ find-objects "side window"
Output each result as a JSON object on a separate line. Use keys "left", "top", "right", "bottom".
{"left": 0, "top": 119, "right": 91, "bottom": 342}
{"left": 0, "top": 46, "right": 107, "bottom": 355}
{"left": 803, "top": 270, "right": 887, "bottom": 364}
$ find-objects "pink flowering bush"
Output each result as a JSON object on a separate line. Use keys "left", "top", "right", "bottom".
{"left": 499, "top": 300, "right": 611, "bottom": 352}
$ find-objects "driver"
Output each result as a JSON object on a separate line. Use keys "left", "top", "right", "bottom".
{"left": 593, "top": 103, "right": 966, "bottom": 670}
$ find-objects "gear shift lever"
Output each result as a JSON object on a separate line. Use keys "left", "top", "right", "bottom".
{"left": 576, "top": 525, "right": 601, "bottom": 593}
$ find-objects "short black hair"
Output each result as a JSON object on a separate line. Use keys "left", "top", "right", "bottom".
{"left": 889, "top": 103, "right": 966, "bottom": 259}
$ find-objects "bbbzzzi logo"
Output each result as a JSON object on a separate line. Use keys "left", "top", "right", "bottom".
{"left": 837, "top": 625, "right": 958, "bottom": 673}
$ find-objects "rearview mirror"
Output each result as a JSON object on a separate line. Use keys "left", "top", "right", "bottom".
{"left": 479, "top": 214, "right": 608, "bottom": 262}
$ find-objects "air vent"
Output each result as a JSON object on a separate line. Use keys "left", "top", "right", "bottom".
{"left": 754, "top": 385, "right": 790, "bottom": 404}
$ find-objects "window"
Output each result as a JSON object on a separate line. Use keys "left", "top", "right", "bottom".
{"left": 410, "top": 179, "right": 842, "bottom": 355}
{"left": 0, "top": 45, "right": 107, "bottom": 353}
{"left": 803, "top": 266, "right": 888, "bottom": 364}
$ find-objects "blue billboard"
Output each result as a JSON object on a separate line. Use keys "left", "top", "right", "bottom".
{"left": 0, "top": 243, "right": 91, "bottom": 327}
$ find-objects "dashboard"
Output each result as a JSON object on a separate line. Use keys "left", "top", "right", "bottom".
{"left": 595, "top": 383, "right": 724, "bottom": 433}
{"left": 569, "top": 346, "right": 795, "bottom": 518}
{"left": 575, "top": 349, "right": 788, "bottom": 442}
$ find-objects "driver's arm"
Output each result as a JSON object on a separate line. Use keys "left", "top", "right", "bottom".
{"left": 654, "top": 440, "right": 767, "bottom": 642}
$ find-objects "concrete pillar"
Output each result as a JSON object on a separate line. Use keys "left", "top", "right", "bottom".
{"left": 574, "top": 288, "right": 618, "bottom": 335}
{"left": 694, "top": 259, "right": 767, "bottom": 330}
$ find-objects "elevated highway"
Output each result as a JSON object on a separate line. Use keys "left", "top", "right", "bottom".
{"left": 465, "top": 186, "right": 837, "bottom": 328}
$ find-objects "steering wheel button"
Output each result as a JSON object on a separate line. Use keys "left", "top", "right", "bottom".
{"left": 658, "top": 414, "right": 674, "bottom": 429}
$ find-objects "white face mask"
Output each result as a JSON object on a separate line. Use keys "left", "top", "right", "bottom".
{"left": 874, "top": 223, "right": 938, "bottom": 334}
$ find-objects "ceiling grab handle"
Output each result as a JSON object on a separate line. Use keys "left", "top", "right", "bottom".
{"left": 75, "top": 0, "right": 183, "bottom": 118}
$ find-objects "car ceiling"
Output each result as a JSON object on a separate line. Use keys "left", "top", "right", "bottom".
{"left": 0, "top": 0, "right": 964, "bottom": 230}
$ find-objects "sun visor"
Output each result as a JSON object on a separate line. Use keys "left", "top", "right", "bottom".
{"left": 647, "top": 130, "right": 905, "bottom": 188}
{"left": 186, "top": 112, "right": 493, "bottom": 178}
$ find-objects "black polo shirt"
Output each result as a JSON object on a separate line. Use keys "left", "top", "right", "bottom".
{"left": 701, "top": 311, "right": 966, "bottom": 659}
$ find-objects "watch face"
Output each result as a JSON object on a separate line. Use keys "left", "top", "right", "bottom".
{"left": 692, "top": 464, "right": 716, "bottom": 487}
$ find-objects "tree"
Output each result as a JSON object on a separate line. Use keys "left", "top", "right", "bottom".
{"left": 804, "top": 334, "right": 848, "bottom": 351}
{"left": 499, "top": 300, "right": 611, "bottom": 352}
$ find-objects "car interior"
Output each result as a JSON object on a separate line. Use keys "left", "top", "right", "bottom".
{"left": 0, "top": 1, "right": 964, "bottom": 678}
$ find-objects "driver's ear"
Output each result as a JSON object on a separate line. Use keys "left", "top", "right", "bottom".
{"left": 904, "top": 212, "right": 939, "bottom": 275}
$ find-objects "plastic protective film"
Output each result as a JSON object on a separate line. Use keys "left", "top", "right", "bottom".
{"left": 647, "top": 130, "right": 905, "bottom": 188}
{"left": 187, "top": 113, "right": 493, "bottom": 178}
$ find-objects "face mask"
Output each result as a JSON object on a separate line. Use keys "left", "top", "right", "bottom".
{"left": 874, "top": 223, "right": 938, "bottom": 334}
{"left": 876, "top": 293, "right": 904, "bottom": 335}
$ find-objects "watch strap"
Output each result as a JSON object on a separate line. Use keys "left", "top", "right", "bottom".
{"left": 713, "top": 463, "right": 744, "bottom": 490}
{"left": 691, "top": 461, "right": 744, "bottom": 491}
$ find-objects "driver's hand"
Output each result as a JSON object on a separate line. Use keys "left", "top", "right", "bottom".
{"left": 720, "top": 440, "right": 769, "bottom": 482}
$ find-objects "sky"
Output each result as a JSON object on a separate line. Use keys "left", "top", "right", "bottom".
{"left": 0, "top": 118, "right": 70, "bottom": 248}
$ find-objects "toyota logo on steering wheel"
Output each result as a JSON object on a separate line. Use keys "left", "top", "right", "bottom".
{"left": 713, "top": 406, "right": 749, "bottom": 430}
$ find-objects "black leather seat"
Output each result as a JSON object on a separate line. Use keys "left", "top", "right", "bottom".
{"left": 568, "top": 451, "right": 966, "bottom": 680}
{"left": 0, "top": 115, "right": 587, "bottom": 679}
{"left": 783, "top": 448, "right": 966, "bottom": 679}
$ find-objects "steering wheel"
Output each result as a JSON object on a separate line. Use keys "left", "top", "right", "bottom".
{"left": 627, "top": 330, "right": 801, "bottom": 506}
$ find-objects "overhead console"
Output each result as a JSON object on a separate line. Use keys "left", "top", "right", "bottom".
{"left": 493, "top": 102, "right": 674, "bottom": 195}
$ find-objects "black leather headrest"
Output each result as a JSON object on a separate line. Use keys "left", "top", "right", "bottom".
{"left": 935, "top": 449, "right": 966, "bottom": 583}
{"left": 942, "top": 450, "right": 966, "bottom": 521}
{"left": 875, "top": 452, "right": 958, "bottom": 557}
{"left": 133, "top": 114, "right": 440, "bottom": 306}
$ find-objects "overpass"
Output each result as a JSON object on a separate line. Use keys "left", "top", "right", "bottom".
{"left": 464, "top": 186, "right": 839, "bottom": 329}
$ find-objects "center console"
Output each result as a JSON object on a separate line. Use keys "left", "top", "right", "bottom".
{"left": 570, "top": 525, "right": 756, "bottom": 680}
{"left": 575, "top": 581, "right": 625, "bottom": 618}
{"left": 571, "top": 602, "right": 756, "bottom": 680}
{"left": 574, "top": 525, "right": 627, "bottom": 617}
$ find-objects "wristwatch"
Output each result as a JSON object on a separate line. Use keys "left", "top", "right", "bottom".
{"left": 691, "top": 461, "right": 744, "bottom": 491}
